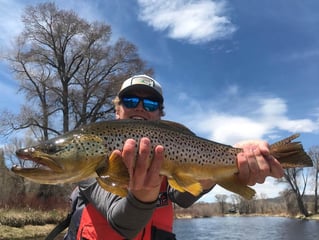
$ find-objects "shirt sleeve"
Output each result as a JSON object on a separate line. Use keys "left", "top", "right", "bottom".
{"left": 79, "top": 179, "right": 157, "bottom": 239}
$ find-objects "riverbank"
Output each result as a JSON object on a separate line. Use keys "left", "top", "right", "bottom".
{"left": 176, "top": 213, "right": 319, "bottom": 220}
{"left": 298, "top": 214, "right": 319, "bottom": 220}
{"left": 1, "top": 210, "right": 318, "bottom": 240}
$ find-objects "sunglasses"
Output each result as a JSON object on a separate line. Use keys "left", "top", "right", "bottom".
{"left": 121, "top": 96, "right": 160, "bottom": 112}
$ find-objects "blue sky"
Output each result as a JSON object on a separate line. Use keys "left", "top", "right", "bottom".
{"left": 0, "top": 0, "right": 318, "bottom": 201}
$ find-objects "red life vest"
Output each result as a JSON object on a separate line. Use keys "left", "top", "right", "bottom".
{"left": 76, "top": 179, "right": 174, "bottom": 240}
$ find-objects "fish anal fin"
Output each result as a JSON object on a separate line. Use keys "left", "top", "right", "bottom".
{"left": 96, "top": 152, "right": 129, "bottom": 197}
{"left": 170, "top": 171, "right": 202, "bottom": 196}
{"left": 218, "top": 175, "right": 256, "bottom": 200}
{"left": 167, "top": 178, "right": 186, "bottom": 193}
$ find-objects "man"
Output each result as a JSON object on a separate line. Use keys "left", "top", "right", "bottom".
{"left": 65, "top": 74, "right": 284, "bottom": 240}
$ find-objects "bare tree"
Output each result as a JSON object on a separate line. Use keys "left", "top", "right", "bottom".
{"left": 1, "top": 2, "right": 153, "bottom": 141}
{"left": 280, "top": 190, "right": 299, "bottom": 216}
{"left": 229, "top": 194, "right": 240, "bottom": 213}
{"left": 0, "top": 2, "right": 153, "bottom": 203}
{"left": 0, "top": 149, "right": 20, "bottom": 206}
{"left": 232, "top": 195, "right": 256, "bottom": 214}
{"left": 256, "top": 193, "right": 268, "bottom": 214}
{"left": 282, "top": 168, "right": 310, "bottom": 217}
{"left": 215, "top": 194, "right": 228, "bottom": 215}
{"left": 308, "top": 146, "right": 319, "bottom": 213}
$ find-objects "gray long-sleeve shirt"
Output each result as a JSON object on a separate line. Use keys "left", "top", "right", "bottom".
{"left": 79, "top": 178, "right": 211, "bottom": 239}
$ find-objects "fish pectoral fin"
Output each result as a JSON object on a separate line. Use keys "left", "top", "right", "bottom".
{"left": 96, "top": 177, "right": 128, "bottom": 197}
{"left": 96, "top": 152, "right": 129, "bottom": 197}
{"left": 217, "top": 175, "right": 256, "bottom": 200}
{"left": 170, "top": 171, "right": 203, "bottom": 196}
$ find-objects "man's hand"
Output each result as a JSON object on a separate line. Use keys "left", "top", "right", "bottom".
{"left": 119, "top": 137, "right": 164, "bottom": 203}
{"left": 235, "top": 140, "right": 284, "bottom": 186}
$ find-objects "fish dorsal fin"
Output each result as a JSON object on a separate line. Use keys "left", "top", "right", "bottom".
{"left": 159, "top": 120, "right": 196, "bottom": 136}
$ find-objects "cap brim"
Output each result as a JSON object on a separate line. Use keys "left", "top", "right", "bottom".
{"left": 118, "top": 85, "right": 163, "bottom": 103}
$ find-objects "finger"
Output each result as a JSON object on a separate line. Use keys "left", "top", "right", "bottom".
{"left": 129, "top": 144, "right": 164, "bottom": 202}
{"left": 257, "top": 141, "right": 271, "bottom": 156}
{"left": 252, "top": 147, "right": 269, "bottom": 184}
{"left": 238, "top": 146, "right": 263, "bottom": 186}
{"left": 237, "top": 152, "right": 250, "bottom": 184}
{"left": 110, "top": 149, "right": 122, "bottom": 159}
{"left": 244, "top": 147, "right": 261, "bottom": 185}
{"left": 267, "top": 155, "right": 284, "bottom": 178}
{"left": 254, "top": 141, "right": 284, "bottom": 179}
{"left": 133, "top": 137, "right": 151, "bottom": 189}
{"left": 147, "top": 145, "right": 164, "bottom": 185}
{"left": 122, "top": 139, "right": 137, "bottom": 172}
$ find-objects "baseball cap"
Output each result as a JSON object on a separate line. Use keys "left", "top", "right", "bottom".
{"left": 118, "top": 75, "right": 164, "bottom": 103}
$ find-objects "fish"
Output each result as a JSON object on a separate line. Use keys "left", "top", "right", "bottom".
{"left": 11, "top": 119, "right": 313, "bottom": 199}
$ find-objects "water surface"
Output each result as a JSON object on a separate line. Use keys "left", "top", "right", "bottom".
{"left": 173, "top": 216, "right": 319, "bottom": 240}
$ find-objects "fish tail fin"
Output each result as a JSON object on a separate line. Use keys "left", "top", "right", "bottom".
{"left": 269, "top": 134, "right": 313, "bottom": 168}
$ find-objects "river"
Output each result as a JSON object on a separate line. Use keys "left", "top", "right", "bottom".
{"left": 173, "top": 216, "right": 319, "bottom": 240}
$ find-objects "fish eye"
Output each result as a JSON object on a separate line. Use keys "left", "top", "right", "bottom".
{"left": 44, "top": 143, "right": 59, "bottom": 154}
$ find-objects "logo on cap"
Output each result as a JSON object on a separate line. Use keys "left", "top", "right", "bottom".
{"left": 131, "top": 77, "right": 155, "bottom": 87}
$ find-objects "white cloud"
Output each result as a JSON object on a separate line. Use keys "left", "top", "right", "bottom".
{"left": 137, "top": 0, "right": 237, "bottom": 44}
{"left": 198, "top": 114, "right": 268, "bottom": 145}
{"left": 167, "top": 90, "right": 319, "bottom": 145}
{"left": 256, "top": 98, "right": 318, "bottom": 133}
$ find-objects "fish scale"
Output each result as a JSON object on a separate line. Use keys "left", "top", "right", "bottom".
{"left": 96, "top": 121, "right": 239, "bottom": 166}
{"left": 12, "top": 119, "right": 313, "bottom": 199}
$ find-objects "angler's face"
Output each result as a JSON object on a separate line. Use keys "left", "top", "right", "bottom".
{"left": 116, "top": 91, "right": 162, "bottom": 120}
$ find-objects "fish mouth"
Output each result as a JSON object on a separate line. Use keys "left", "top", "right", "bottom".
{"left": 13, "top": 148, "right": 63, "bottom": 173}
{"left": 15, "top": 147, "right": 36, "bottom": 160}
{"left": 11, "top": 164, "right": 52, "bottom": 174}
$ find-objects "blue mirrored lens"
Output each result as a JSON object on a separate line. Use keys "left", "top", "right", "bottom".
{"left": 122, "top": 97, "right": 139, "bottom": 108}
{"left": 122, "top": 97, "right": 159, "bottom": 112}
{"left": 143, "top": 99, "right": 159, "bottom": 112}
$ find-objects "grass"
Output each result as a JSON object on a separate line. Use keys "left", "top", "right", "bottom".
{"left": 0, "top": 208, "right": 67, "bottom": 239}
{"left": 0, "top": 224, "right": 65, "bottom": 240}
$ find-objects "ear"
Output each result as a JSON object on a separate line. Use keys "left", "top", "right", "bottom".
{"left": 115, "top": 106, "right": 121, "bottom": 119}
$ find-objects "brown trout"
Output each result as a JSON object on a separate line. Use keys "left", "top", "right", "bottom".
{"left": 12, "top": 120, "right": 313, "bottom": 199}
